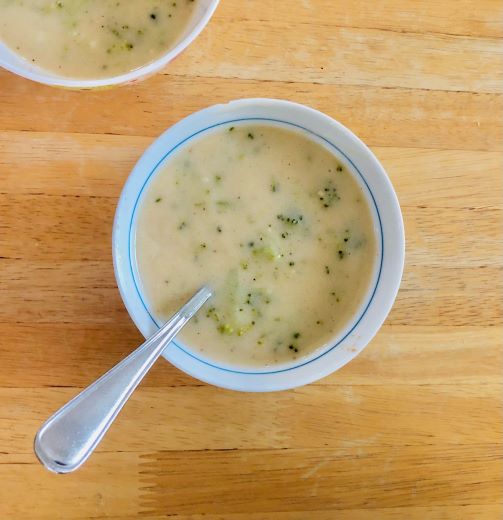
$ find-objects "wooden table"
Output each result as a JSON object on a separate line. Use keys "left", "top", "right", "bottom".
{"left": 0, "top": 1, "right": 501, "bottom": 518}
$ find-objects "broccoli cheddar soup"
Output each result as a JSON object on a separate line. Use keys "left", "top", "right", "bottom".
{"left": 135, "top": 125, "right": 377, "bottom": 367}
{"left": 0, "top": 0, "right": 197, "bottom": 79}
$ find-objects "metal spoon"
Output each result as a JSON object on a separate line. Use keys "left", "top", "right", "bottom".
{"left": 34, "top": 286, "right": 212, "bottom": 474}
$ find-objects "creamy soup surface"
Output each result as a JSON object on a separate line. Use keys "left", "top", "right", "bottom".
{"left": 136, "top": 125, "right": 377, "bottom": 367}
{"left": 0, "top": 0, "right": 197, "bottom": 78}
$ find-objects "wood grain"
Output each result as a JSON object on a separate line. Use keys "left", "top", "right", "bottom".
{"left": 0, "top": 0, "right": 501, "bottom": 518}
{"left": 172, "top": 23, "right": 503, "bottom": 93}
{"left": 1, "top": 384, "right": 501, "bottom": 454}
{"left": 1, "top": 79, "right": 501, "bottom": 151}
{"left": 138, "top": 445, "right": 502, "bottom": 514}
{"left": 216, "top": 0, "right": 503, "bottom": 38}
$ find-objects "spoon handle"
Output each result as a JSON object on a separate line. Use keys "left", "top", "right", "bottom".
{"left": 34, "top": 286, "right": 212, "bottom": 474}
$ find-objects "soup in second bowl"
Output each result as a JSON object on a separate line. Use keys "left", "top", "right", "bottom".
{"left": 135, "top": 124, "right": 377, "bottom": 368}
{"left": 0, "top": 0, "right": 198, "bottom": 79}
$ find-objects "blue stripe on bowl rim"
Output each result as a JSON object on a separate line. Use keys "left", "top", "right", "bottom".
{"left": 128, "top": 117, "right": 384, "bottom": 375}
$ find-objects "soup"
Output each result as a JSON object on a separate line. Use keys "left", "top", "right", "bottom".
{"left": 0, "top": 0, "right": 197, "bottom": 79}
{"left": 135, "top": 125, "right": 377, "bottom": 367}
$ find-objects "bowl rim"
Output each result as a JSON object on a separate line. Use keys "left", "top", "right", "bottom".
{"left": 113, "top": 98, "right": 405, "bottom": 391}
{"left": 0, "top": 0, "right": 220, "bottom": 88}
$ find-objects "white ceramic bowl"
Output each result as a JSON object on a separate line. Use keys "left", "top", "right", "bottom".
{"left": 0, "top": 0, "right": 219, "bottom": 89}
{"left": 113, "top": 98, "right": 405, "bottom": 392}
